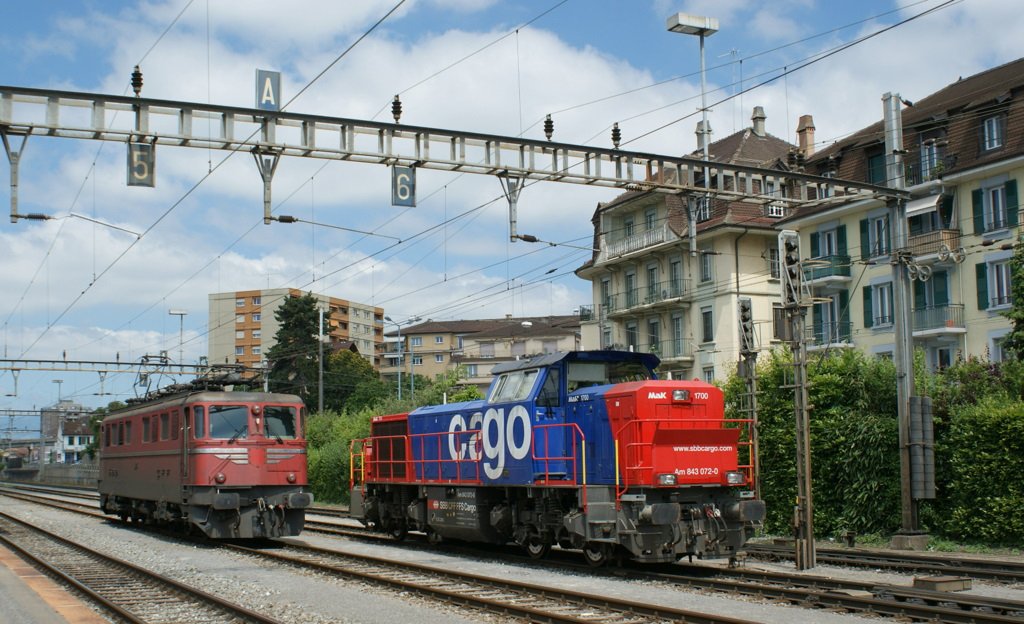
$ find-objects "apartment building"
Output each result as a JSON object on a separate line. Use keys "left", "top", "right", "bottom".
{"left": 208, "top": 288, "right": 384, "bottom": 371}
{"left": 383, "top": 315, "right": 581, "bottom": 392}
{"left": 576, "top": 107, "right": 801, "bottom": 381}
{"left": 779, "top": 58, "right": 1024, "bottom": 368}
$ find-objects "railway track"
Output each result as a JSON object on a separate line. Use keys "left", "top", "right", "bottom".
{"left": 746, "top": 542, "right": 1024, "bottom": 584}
{"left": 7, "top": 484, "right": 1024, "bottom": 623}
{"left": 0, "top": 509, "right": 285, "bottom": 624}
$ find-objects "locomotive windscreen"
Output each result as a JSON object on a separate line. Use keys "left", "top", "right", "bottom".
{"left": 210, "top": 405, "right": 249, "bottom": 440}
{"left": 264, "top": 406, "right": 298, "bottom": 439}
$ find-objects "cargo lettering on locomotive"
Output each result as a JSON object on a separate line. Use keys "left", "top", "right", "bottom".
{"left": 446, "top": 405, "right": 532, "bottom": 480}
{"left": 350, "top": 350, "right": 765, "bottom": 566}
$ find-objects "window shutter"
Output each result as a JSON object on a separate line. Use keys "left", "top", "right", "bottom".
{"left": 859, "top": 219, "right": 870, "bottom": 258}
{"left": 933, "top": 270, "right": 949, "bottom": 306}
{"left": 1007, "top": 179, "right": 1019, "bottom": 227}
{"left": 913, "top": 279, "right": 927, "bottom": 310}
{"left": 837, "top": 224, "right": 847, "bottom": 255}
{"left": 976, "top": 263, "right": 989, "bottom": 310}
{"left": 885, "top": 217, "right": 892, "bottom": 252}
{"left": 812, "top": 303, "right": 823, "bottom": 342}
{"left": 972, "top": 188, "right": 984, "bottom": 234}
{"left": 863, "top": 287, "right": 873, "bottom": 328}
{"left": 810, "top": 232, "right": 820, "bottom": 258}
{"left": 839, "top": 290, "right": 850, "bottom": 340}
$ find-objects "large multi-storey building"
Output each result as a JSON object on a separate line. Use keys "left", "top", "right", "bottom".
{"left": 383, "top": 315, "right": 581, "bottom": 392}
{"left": 780, "top": 58, "right": 1024, "bottom": 368}
{"left": 208, "top": 288, "right": 384, "bottom": 371}
{"left": 576, "top": 107, "right": 804, "bottom": 381}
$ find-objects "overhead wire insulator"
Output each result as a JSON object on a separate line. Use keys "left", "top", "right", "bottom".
{"left": 392, "top": 95, "right": 402, "bottom": 124}
{"left": 544, "top": 114, "right": 553, "bottom": 141}
{"left": 131, "top": 65, "right": 143, "bottom": 97}
{"left": 611, "top": 122, "right": 621, "bottom": 149}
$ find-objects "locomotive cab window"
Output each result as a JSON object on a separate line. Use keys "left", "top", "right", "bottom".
{"left": 192, "top": 406, "right": 206, "bottom": 439}
{"left": 489, "top": 368, "right": 540, "bottom": 403}
{"left": 209, "top": 405, "right": 249, "bottom": 441}
{"left": 567, "top": 362, "right": 608, "bottom": 391}
{"left": 537, "top": 369, "right": 561, "bottom": 407}
{"left": 263, "top": 406, "right": 298, "bottom": 439}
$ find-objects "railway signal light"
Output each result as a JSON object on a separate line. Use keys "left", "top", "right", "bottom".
{"left": 779, "top": 230, "right": 802, "bottom": 307}
{"left": 738, "top": 297, "right": 754, "bottom": 355}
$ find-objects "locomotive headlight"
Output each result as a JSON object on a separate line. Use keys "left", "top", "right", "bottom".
{"left": 286, "top": 473, "right": 296, "bottom": 483}
{"left": 725, "top": 471, "right": 746, "bottom": 485}
{"left": 672, "top": 389, "right": 690, "bottom": 401}
{"left": 215, "top": 472, "right": 227, "bottom": 484}
{"left": 657, "top": 473, "right": 677, "bottom": 486}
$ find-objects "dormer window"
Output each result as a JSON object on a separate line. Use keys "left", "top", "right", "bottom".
{"left": 982, "top": 114, "right": 1006, "bottom": 151}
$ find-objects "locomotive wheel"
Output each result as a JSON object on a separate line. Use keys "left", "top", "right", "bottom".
{"left": 426, "top": 528, "right": 443, "bottom": 545}
{"left": 389, "top": 525, "right": 408, "bottom": 541}
{"left": 582, "top": 542, "right": 610, "bottom": 567}
{"left": 524, "top": 535, "right": 550, "bottom": 559}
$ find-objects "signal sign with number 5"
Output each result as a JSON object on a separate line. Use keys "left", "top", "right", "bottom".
{"left": 127, "top": 142, "right": 155, "bottom": 187}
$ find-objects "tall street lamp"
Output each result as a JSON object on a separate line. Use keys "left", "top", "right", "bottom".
{"left": 169, "top": 309, "right": 188, "bottom": 364}
{"left": 668, "top": 12, "right": 718, "bottom": 257}
{"left": 52, "top": 378, "right": 63, "bottom": 402}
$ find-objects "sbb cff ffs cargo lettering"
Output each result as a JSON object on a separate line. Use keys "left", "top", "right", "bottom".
{"left": 98, "top": 386, "right": 313, "bottom": 538}
{"left": 350, "top": 350, "right": 764, "bottom": 565}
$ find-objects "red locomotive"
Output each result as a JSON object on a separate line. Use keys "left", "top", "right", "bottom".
{"left": 350, "top": 350, "right": 764, "bottom": 565}
{"left": 98, "top": 383, "right": 312, "bottom": 538}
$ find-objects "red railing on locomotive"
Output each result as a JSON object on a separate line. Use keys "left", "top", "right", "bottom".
{"left": 364, "top": 413, "right": 410, "bottom": 482}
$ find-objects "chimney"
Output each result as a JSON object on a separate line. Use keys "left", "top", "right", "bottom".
{"left": 751, "top": 106, "right": 766, "bottom": 136}
{"left": 695, "top": 119, "right": 712, "bottom": 153}
{"left": 796, "top": 114, "right": 816, "bottom": 157}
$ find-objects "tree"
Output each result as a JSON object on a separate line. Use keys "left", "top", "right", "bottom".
{"left": 323, "top": 349, "right": 380, "bottom": 412}
{"left": 999, "top": 239, "right": 1024, "bottom": 359}
{"left": 85, "top": 400, "right": 126, "bottom": 459}
{"left": 266, "top": 292, "right": 321, "bottom": 406}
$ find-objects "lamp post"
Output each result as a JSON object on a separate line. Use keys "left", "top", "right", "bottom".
{"left": 668, "top": 12, "right": 718, "bottom": 257}
{"left": 52, "top": 378, "right": 63, "bottom": 402}
{"left": 168, "top": 309, "right": 187, "bottom": 364}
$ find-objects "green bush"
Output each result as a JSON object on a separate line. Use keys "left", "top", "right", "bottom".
{"left": 306, "top": 408, "right": 373, "bottom": 504}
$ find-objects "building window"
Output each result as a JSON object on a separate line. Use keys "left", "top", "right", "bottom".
{"left": 702, "top": 367, "right": 715, "bottom": 383}
{"left": 982, "top": 114, "right": 1005, "bottom": 151}
{"left": 480, "top": 342, "right": 495, "bottom": 358}
{"left": 700, "top": 306, "right": 713, "bottom": 343}
{"left": 623, "top": 215, "right": 634, "bottom": 237}
{"left": 252, "top": 313, "right": 261, "bottom": 322}
{"left": 625, "top": 271, "right": 638, "bottom": 307}
{"left": 252, "top": 296, "right": 261, "bottom": 305}
{"left": 988, "top": 185, "right": 1007, "bottom": 231}
{"left": 457, "top": 336, "right": 464, "bottom": 349}
{"left": 252, "top": 330, "right": 261, "bottom": 339}
{"left": 411, "top": 336, "right": 422, "bottom": 347}
{"left": 252, "top": 347, "right": 261, "bottom": 355}
{"left": 511, "top": 341, "right": 526, "bottom": 357}
{"left": 873, "top": 283, "right": 894, "bottom": 326}
{"left": 990, "top": 260, "right": 1012, "bottom": 308}
{"left": 434, "top": 354, "right": 444, "bottom": 363}
{"left": 646, "top": 265, "right": 659, "bottom": 303}
{"left": 601, "top": 327, "right": 612, "bottom": 349}
{"left": 991, "top": 332, "right": 1009, "bottom": 363}
{"left": 466, "top": 364, "right": 478, "bottom": 376}
{"left": 671, "top": 314, "right": 684, "bottom": 357}
{"left": 236, "top": 315, "right": 245, "bottom": 324}
{"left": 235, "top": 298, "right": 245, "bottom": 307}
{"left": 869, "top": 215, "right": 889, "bottom": 257}
{"left": 647, "top": 318, "right": 661, "bottom": 354}
{"left": 412, "top": 356, "right": 423, "bottom": 366}
{"left": 235, "top": 330, "right": 245, "bottom": 339}
{"left": 600, "top": 278, "right": 611, "bottom": 313}
{"left": 435, "top": 335, "right": 444, "bottom": 344}
{"left": 768, "top": 247, "right": 780, "bottom": 279}
{"left": 920, "top": 140, "right": 939, "bottom": 180}
{"left": 669, "top": 259, "right": 683, "bottom": 296}
{"left": 700, "top": 249, "right": 713, "bottom": 283}
{"left": 235, "top": 346, "right": 244, "bottom": 356}
{"left": 542, "top": 339, "right": 559, "bottom": 353}
{"left": 644, "top": 207, "right": 656, "bottom": 231}
{"left": 625, "top": 322, "right": 639, "bottom": 351}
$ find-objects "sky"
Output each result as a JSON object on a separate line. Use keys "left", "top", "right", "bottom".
{"left": 0, "top": 0, "right": 1021, "bottom": 420}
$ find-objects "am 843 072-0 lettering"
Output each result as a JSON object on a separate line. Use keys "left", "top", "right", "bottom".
{"left": 98, "top": 383, "right": 313, "bottom": 538}
{"left": 350, "top": 350, "right": 764, "bottom": 566}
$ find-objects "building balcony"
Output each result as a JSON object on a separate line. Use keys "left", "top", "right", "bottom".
{"left": 578, "top": 304, "right": 598, "bottom": 322}
{"left": 653, "top": 338, "right": 694, "bottom": 364}
{"left": 807, "top": 321, "right": 853, "bottom": 349}
{"left": 641, "top": 279, "right": 691, "bottom": 308}
{"left": 908, "top": 229, "right": 962, "bottom": 264}
{"left": 912, "top": 304, "right": 966, "bottom": 338}
{"left": 803, "top": 255, "right": 851, "bottom": 290}
{"left": 605, "top": 280, "right": 692, "bottom": 318}
{"left": 596, "top": 224, "right": 678, "bottom": 264}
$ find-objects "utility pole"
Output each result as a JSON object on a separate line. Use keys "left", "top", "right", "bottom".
{"left": 737, "top": 297, "right": 760, "bottom": 497}
{"left": 779, "top": 230, "right": 815, "bottom": 569}
{"left": 884, "top": 92, "right": 932, "bottom": 548}
{"left": 318, "top": 306, "right": 324, "bottom": 414}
